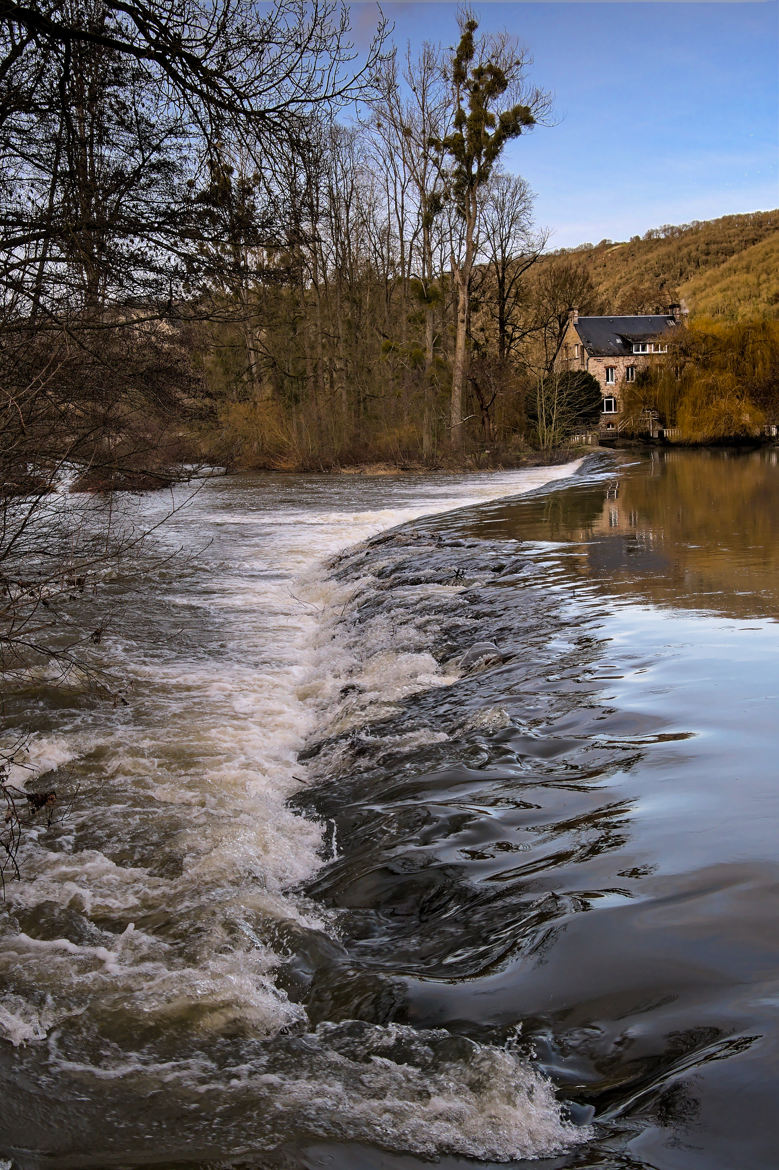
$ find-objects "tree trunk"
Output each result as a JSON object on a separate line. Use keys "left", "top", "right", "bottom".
{"left": 450, "top": 194, "right": 477, "bottom": 450}
{"left": 450, "top": 271, "right": 468, "bottom": 449}
{"left": 423, "top": 307, "right": 434, "bottom": 460}
{"left": 421, "top": 219, "right": 436, "bottom": 460}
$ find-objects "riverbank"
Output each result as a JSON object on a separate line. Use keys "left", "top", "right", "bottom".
{"left": 213, "top": 444, "right": 589, "bottom": 478}
{"left": 336, "top": 447, "right": 589, "bottom": 475}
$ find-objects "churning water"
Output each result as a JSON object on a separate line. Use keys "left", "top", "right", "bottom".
{"left": 0, "top": 462, "right": 592, "bottom": 1168}
{"left": 2, "top": 449, "right": 778, "bottom": 1170}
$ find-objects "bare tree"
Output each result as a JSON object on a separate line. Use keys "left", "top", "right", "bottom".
{"left": 531, "top": 259, "right": 602, "bottom": 375}
{"left": 477, "top": 171, "right": 547, "bottom": 363}
{"left": 371, "top": 43, "right": 450, "bottom": 457}
{"left": 436, "top": 13, "right": 549, "bottom": 449}
{"left": 1, "top": 0, "right": 386, "bottom": 143}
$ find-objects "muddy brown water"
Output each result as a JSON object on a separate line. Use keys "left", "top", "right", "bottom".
{"left": 1, "top": 449, "right": 777, "bottom": 1169}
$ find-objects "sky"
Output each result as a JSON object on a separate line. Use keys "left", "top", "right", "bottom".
{"left": 348, "top": 1, "right": 779, "bottom": 249}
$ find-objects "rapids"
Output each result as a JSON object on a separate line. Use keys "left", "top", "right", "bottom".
{"left": 2, "top": 448, "right": 778, "bottom": 1169}
{"left": 0, "top": 461, "right": 588, "bottom": 1168}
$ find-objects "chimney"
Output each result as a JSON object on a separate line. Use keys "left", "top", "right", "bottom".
{"left": 568, "top": 307, "right": 579, "bottom": 326}
{"left": 669, "top": 303, "right": 683, "bottom": 323}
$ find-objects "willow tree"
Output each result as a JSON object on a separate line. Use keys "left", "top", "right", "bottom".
{"left": 437, "top": 14, "right": 549, "bottom": 448}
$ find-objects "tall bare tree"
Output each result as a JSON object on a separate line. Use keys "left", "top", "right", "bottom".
{"left": 436, "top": 13, "right": 549, "bottom": 449}
{"left": 478, "top": 171, "right": 547, "bottom": 363}
{"left": 531, "top": 259, "right": 603, "bottom": 375}
{"left": 371, "top": 43, "right": 450, "bottom": 456}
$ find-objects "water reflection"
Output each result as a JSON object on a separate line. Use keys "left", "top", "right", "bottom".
{"left": 299, "top": 450, "right": 779, "bottom": 1170}
{"left": 476, "top": 448, "right": 779, "bottom": 619}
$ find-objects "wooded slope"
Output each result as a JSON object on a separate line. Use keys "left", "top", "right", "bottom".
{"left": 548, "top": 209, "right": 779, "bottom": 319}
{"left": 678, "top": 233, "right": 779, "bottom": 320}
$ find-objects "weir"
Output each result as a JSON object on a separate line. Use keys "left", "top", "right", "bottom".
{"left": 0, "top": 462, "right": 587, "bottom": 1167}
{"left": 2, "top": 449, "right": 778, "bottom": 1169}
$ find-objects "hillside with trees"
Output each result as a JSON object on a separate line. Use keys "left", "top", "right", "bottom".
{"left": 540, "top": 212, "right": 779, "bottom": 446}
{"left": 678, "top": 232, "right": 779, "bottom": 321}
{"left": 544, "top": 210, "right": 779, "bottom": 318}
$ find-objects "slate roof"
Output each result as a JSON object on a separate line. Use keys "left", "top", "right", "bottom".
{"left": 575, "top": 315, "right": 677, "bottom": 357}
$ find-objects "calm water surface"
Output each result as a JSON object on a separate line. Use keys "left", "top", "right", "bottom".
{"left": 1, "top": 449, "right": 777, "bottom": 1169}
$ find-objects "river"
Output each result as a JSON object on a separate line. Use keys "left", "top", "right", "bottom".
{"left": 1, "top": 448, "right": 777, "bottom": 1169}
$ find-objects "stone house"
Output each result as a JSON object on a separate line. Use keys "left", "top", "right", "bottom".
{"left": 560, "top": 306, "right": 683, "bottom": 433}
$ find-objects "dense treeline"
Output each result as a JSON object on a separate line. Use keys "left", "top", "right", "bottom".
{"left": 4, "top": 1, "right": 610, "bottom": 480}
{"left": 195, "top": 180, "right": 779, "bottom": 468}
{"left": 1, "top": 0, "right": 777, "bottom": 484}
{"left": 195, "top": 23, "right": 587, "bottom": 469}
{"left": 622, "top": 319, "right": 779, "bottom": 442}
{"left": 0, "top": 0, "right": 389, "bottom": 488}
{"left": 6, "top": 1, "right": 774, "bottom": 483}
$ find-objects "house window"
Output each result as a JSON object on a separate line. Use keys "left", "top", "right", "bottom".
{"left": 625, "top": 365, "right": 636, "bottom": 382}
{"left": 574, "top": 344, "right": 580, "bottom": 358}
{"left": 602, "top": 396, "right": 617, "bottom": 413}
{"left": 605, "top": 367, "right": 616, "bottom": 384}
{"left": 633, "top": 342, "right": 649, "bottom": 354}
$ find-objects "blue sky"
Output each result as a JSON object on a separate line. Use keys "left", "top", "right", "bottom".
{"left": 349, "top": 2, "right": 779, "bottom": 248}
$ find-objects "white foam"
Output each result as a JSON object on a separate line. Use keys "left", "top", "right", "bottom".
{"left": 275, "top": 1026, "right": 588, "bottom": 1161}
{"left": 1, "top": 461, "right": 586, "bottom": 1159}
{"left": 5, "top": 734, "right": 78, "bottom": 789}
{"left": 0, "top": 995, "right": 55, "bottom": 1047}
{"left": 43, "top": 1022, "right": 589, "bottom": 1161}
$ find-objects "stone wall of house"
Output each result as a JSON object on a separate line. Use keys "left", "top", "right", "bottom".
{"left": 586, "top": 354, "right": 650, "bottom": 399}
{"left": 587, "top": 355, "right": 638, "bottom": 431}
{"left": 557, "top": 316, "right": 674, "bottom": 431}
{"left": 559, "top": 322, "right": 587, "bottom": 371}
